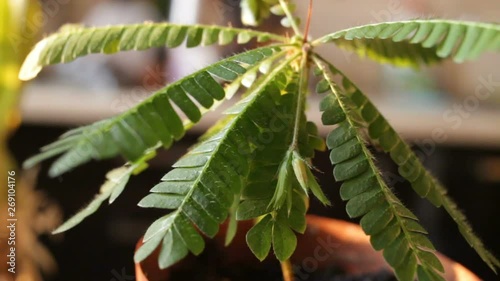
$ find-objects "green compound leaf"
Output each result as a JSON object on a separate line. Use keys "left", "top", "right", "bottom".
{"left": 24, "top": 46, "right": 289, "bottom": 177}
{"left": 318, "top": 56, "right": 500, "bottom": 274}
{"left": 19, "top": 22, "right": 286, "bottom": 80}
{"left": 315, "top": 20, "right": 500, "bottom": 67}
{"left": 235, "top": 62, "right": 311, "bottom": 262}
{"left": 314, "top": 57, "right": 445, "bottom": 281}
{"left": 136, "top": 53, "right": 300, "bottom": 269}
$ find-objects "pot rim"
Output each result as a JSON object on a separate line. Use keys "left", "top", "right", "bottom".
{"left": 135, "top": 215, "right": 480, "bottom": 281}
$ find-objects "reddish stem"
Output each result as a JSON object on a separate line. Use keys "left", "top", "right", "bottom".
{"left": 303, "top": 0, "right": 314, "bottom": 43}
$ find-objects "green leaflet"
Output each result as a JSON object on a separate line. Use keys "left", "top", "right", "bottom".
{"left": 330, "top": 37, "right": 442, "bottom": 68}
{"left": 135, "top": 53, "right": 300, "bottom": 269}
{"left": 246, "top": 211, "right": 300, "bottom": 262}
{"left": 24, "top": 46, "right": 289, "bottom": 177}
{"left": 134, "top": 212, "right": 205, "bottom": 268}
{"left": 318, "top": 57, "right": 500, "bottom": 273}
{"left": 246, "top": 215, "right": 273, "bottom": 261}
{"left": 270, "top": 151, "right": 294, "bottom": 210}
{"left": 315, "top": 20, "right": 500, "bottom": 66}
{"left": 314, "top": 57, "right": 445, "bottom": 281}
{"left": 272, "top": 218, "right": 297, "bottom": 261}
{"left": 158, "top": 228, "right": 189, "bottom": 269}
{"left": 223, "top": 47, "right": 287, "bottom": 101}
{"left": 292, "top": 152, "right": 330, "bottom": 206}
{"left": 19, "top": 23, "right": 286, "bottom": 80}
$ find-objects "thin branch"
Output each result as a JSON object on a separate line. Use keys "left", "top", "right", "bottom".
{"left": 303, "top": 0, "right": 313, "bottom": 42}
{"left": 280, "top": 259, "right": 295, "bottom": 281}
{"left": 290, "top": 51, "right": 309, "bottom": 150}
{"left": 279, "top": 0, "right": 301, "bottom": 36}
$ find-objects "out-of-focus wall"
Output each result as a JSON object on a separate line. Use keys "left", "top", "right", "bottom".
{"left": 42, "top": 0, "right": 101, "bottom": 32}
{"left": 432, "top": 0, "right": 500, "bottom": 101}
{"left": 296, "top": 0, "right": 500, "bottom": 100}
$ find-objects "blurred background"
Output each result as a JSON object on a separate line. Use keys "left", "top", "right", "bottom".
{"left": 2, "top": 0, "right": 500, "bottom": 280}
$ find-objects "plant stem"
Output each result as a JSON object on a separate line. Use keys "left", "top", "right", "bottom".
{"left": 279, "top": 0, "right": 302, "bottom": 36}
{"left": 280, "top": 259, "right": 295, "bottom": 281}
{"left": 303, "top": 0, "right": 314, "bottom": 42}
{"left": 290, "top": 50, "right": 310, "bottom": 150}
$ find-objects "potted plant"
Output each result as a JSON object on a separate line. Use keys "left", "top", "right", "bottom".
{"left": 19, "top": 0, "right": 500, "bottom": 280}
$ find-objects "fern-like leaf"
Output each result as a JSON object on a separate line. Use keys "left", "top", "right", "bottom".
{"left": 54, "top": 167, "right": 128, "bottom": 232}
{"left": 238, "top": 88, "right": 308, "bottom": 261}
{"left": 314, "top": 57, "right": 445, "bottom": 281}
{"left": 135, "top": 53, "right": 300, "bottom": 269}
{"left": 314, "top": 20, "right": 500, "bottom": 67}
{"left": 316, "top": 56, "right": 500, "bottom": 273}
{"left": 238, "top": 65, "right": 314, "bottom": 262}
{"left": 52, "top": 149, "right": 156, "bottom": 233}
{"left": 19, "top": 23, "right": 286, "bottom": 80}
{"left": 23, "top": 46, "right": 289, "bottom": 177}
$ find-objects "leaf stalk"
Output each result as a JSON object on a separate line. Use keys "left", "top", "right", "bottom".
{"left": 279, "top": 0, "right": 302, "bottom": 36}
{"left": 290, "top": 50, "right": 310, "bottom": 151}
{"left": 303, "top": 0, "right": 314, "bottom": 43}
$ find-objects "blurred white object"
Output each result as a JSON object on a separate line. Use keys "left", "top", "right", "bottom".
{"left": 54, "top": 0, "right": 161, "bottom": 90}
{"left": 166, "top": 0, "right": 221, "bottom": 80}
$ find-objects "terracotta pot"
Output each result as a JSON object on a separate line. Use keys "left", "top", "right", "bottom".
{"left": 135, "top": 215, "right": 479, "bottom": 281}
